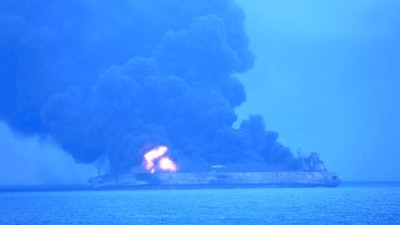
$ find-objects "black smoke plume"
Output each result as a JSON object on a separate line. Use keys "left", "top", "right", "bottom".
{"left": 0, "top": 0, "right": 300, "bottom": 173}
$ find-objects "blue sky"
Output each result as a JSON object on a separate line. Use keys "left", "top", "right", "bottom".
{"left": 236, "top": 0, "right": 400, "bottom": 180}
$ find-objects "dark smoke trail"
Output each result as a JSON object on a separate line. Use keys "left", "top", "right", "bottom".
{"left": 0, "top": 0, "right": 301, "bottom": 173}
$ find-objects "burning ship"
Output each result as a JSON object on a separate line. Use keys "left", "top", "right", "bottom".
{"left": 89, "top": 146, "right": 341, "bottom": 189}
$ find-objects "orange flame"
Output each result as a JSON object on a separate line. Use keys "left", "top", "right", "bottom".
{"left": 159, "top": 157, "right": 177, "bottom": 172}
{"left": 143, "top": 145, "right": 177, "bottom": 173}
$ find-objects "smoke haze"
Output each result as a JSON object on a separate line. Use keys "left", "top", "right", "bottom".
{"left": 0, "top": 122, "right": 96, "bottom": 185}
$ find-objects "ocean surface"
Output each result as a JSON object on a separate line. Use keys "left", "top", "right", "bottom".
{"left": 0, "top": 183, "right": 399, "bottom": 224}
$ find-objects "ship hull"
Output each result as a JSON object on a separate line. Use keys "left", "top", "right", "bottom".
{"left": 88, "top": 171, "right": 341, "bottom": 189}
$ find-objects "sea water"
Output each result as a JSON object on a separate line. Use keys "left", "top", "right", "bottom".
{"left": 0, "top": 183, "right": 399, "bottom": 225}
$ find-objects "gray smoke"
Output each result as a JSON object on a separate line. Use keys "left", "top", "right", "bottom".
{"left": 0, "top": 0, "right": 299, "bottom": 173}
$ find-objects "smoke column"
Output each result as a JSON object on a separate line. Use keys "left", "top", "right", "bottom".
{"left": 0, "top": 0, "right": 298, "bottom": 173}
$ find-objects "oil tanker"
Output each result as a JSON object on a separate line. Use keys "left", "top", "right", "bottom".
{"left": 88, "top": 150, "right": 341, "bottom": 189}
{"left": 88, "top": 171, "right": 341, "bottom": 189}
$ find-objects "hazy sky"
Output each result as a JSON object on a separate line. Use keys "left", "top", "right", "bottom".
{"left": 1, "top": 0, "right": 399, "bottom": 184}
{"left": 236, "top": 0, "right": 400, "bottom": 181}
